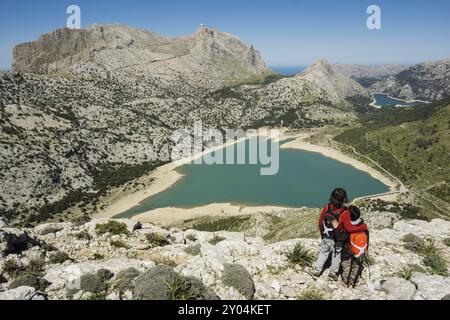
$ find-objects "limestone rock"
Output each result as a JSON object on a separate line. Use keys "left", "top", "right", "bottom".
{"left": 410, "top": 272, "right": 450, "bottom": 300}
{"left": 380, "top": 277, "right": 416, "bottom": 300}
{"left": 0, "top": 286, "right": 43, "bottom": 300}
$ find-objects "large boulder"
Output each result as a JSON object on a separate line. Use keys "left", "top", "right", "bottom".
{"left": 410, "top": 272, "right": 450, "bottom": 300}
{"left": 133, "top": 265, "right": 218, "bottom": 300}
{"left": 221, "top": 263, "right": 255, "bottom": 300}
{"left": 380, "top": 277, "right": 416, "bottom": 300}
{"left": 0, "top": 286, "right": 45, "bottom": 300}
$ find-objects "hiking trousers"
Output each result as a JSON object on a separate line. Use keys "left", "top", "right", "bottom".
{"left": 341, "top": 250, "right": 364, "bottom": 288}
{"left": 315, "top": 238, "right": 342, "bottom": 274}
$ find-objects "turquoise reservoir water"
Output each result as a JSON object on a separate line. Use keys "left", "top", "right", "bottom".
{"left": 373, "top": 94, "right": 424, "bottom": 107}
{"left": 116, "top": 138, "right": 389, "bottom": 219}
{"left": 270, "top": 66, "right": 307, "bottom": 76}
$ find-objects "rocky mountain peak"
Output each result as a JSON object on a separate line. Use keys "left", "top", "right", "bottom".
{"left": 302, "top": 59, "right": 335, "bottom": 76}
{"left": 12, "top": 24, "right": 271, "bottom": 85}
{"left": 292, "top": 59, "right": 370, "bottom": 106}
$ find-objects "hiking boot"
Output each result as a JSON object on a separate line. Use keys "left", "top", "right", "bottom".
{"left": 328, "top": 273, "right": 339, "bottom": 281}
{"left": 311, "top": 270, "right": 322, "bottom": 277}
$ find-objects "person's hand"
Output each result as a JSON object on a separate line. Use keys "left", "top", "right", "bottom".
{"left": 331, "top": 219, "right": 339, "bottom": 229}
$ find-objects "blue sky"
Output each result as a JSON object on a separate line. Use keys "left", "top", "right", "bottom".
{"left": 1, "top": 0, "right": 449, "bottom": 69}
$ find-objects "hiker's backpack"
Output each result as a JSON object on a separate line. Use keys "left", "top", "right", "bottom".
{"left": 349, "top": 231, "right": 369, "bottom": 258}
{"left": 320, "top": 204, "right": 344, "bottom": 239}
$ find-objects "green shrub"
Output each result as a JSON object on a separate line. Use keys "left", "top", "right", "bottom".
{"left": 93, "top": 253, "right": 104, "bottom": 260}
{"left": 402, "top": 233, "right": 425, "bottom": 253}
{"left": 110, "top": 240, "right": 130, "bottom": 249}
{"left": 74, "top": 231, "right": 91, "bottom": 240}
{"left": 298, "top": 289, "right": 325, "bottom": 300}
{"left": 153, "top": 257, "right": 178, "bottom": 268}
{"left": 184, "top": 245, "right": 201, "bottom": 256}
{"left": 95, "top": 221, "right": 130, "bottom": 236}
{"left": 114, "top": 268, "right": 141, "bottom": 294}
{"left": 209, "top": 234, "right": 226, "bottom": 245}
{"left": 27, "top": 257, "right": 45, "bottom": 275}
{"left": 2, "top": 259, "right": 23, "bottom": 277}
{"left": 97, "top": 269, "right": 114, "bottom": 282}
{"left": 48, "top": 251, "right": 71, "bottom": 264}
{"left": 80, "top": 273, "right": 108, "bottom": 294}
{"left": 146, "top": 233, "right": 170, "bottom": 247}
{"left": 221, "top": 264, "right": 255, "bottom": 300}
{"left": 443, "top": 238, "right": 450, "bottom": 247}
{"left": 9, "top": 274, "right": 39, "bottom": 290}
{"left": 287, "top": 243, "right": 314, "bottom": 267}
{"left": 85, "top": 292, "right": 107, "bottom": 300}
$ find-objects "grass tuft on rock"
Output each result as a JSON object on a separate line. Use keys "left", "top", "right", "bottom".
{"left": 286, "top": 243, "right": 314, "bottom": 267}
{"left": 421, "top": 238, "right": 448, "bottom": 276}
{"left": 398, "top": 267, "right": 413, "bottom": 280}
{"left": 209, "top": 234, "right": 226, "bottom": 245}
{"left": 403, "top": 235, "right": 448, "bottom": 276}
{"left": 110, "top": 240, "right": 130, "bottom": 249}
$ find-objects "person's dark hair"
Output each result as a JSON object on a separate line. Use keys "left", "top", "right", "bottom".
{"left": 349, "top": 206, "right": 361, "bottom": 221}
{"left": 329, "top": 188, "right": 349, "bottom": 208}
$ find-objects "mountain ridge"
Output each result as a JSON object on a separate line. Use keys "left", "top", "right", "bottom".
{"left": 12, "top": 24, "right": 272, "bottom": 87}
{"left": 370, "top": 58, "right": 450, "bottom": 101}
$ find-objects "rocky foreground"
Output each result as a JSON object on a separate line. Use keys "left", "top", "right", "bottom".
{"left": 1, "top": 211, "right": 450, "bottom": 300}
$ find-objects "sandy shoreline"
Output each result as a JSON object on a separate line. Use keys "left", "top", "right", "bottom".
{"left": 131, "top": 203, "right": 291, "bottom": 226}
{"left": 96, "top": 129, "right": 398, "bottom": 225}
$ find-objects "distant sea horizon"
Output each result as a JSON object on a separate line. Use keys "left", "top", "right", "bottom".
{"left": 270, "top": 66, "right": 307, "bottom": 76}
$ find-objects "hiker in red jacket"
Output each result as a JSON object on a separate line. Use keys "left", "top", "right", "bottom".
{"left": 314, "top": 188, "right": 367, "bottom": 281}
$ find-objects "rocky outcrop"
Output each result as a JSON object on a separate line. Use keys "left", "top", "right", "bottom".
{"left": 370, "top": 58, "right": 450, "bottom": 101}
{"left": 0, "top": 215, "right": 449, "bottom": 300}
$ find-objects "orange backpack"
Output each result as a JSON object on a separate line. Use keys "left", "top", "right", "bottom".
{"left": 349, "top": 231, "right": 369, "bottom": 258}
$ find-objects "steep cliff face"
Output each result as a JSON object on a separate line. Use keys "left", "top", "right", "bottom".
{"left": 12, "top": 24, "right": 272, "bottom": 86}
{"left": 370, "top": 59, "right": 450, "bottom": 101}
